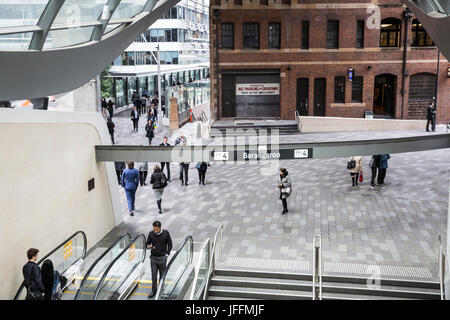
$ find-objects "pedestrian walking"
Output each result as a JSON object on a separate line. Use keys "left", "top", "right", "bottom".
{"left": 145, "top": 119, "right": 155, "bottom": 146}
{"left": 22, "top": 248, "right": 45, "bottom": 300}
{"left": 114, "top": 161, "right": 126, "bottom": 185}
{"left": 347, "top": 156, "right": 363, "bottom": 187}
{"left": 278, "top": 168, "right": 292, "bottom": 215}
{"left": 369, "top": 155, "right": 380, "bottom": 188}
{"left": 150, "top": 165, "right": 168, "bottom": 214}
{"left": 121, "top": 161, "right": 139, "bottom": 216}
{"left": 175, "top": 133, "right": 189, "bottom": 185}
{"left": 41, "top": 259, "right": 67, "bottom": 300}
{"left": 107, "top": 99, "right": 115, "bottom": 119}
{"left": 426, "top": 102, "right": 436, "bottom": 132}
{"left": 160, "top": 137, "right": 171, "bottom": 181}
{"left": 131, "top": 106, "right": 139, "bottom": 132}
{"left": 196, "top": 162, "right": 208, "bottom": 185}
{"left": 147, "top": 221, "right": 173, "bottom": 298}
{"left": 107, "top": 117, "right": 115, "bottom": 144}
{"left": 138, "top": 162, "right": 149, "bottom": 186}
{"left": 378, "top": 154, "right": 390, "bottom": 187}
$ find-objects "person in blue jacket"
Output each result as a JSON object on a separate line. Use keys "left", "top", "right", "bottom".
{"left": 121, "top": 161, "right": 140, "bottom": 216}
{"left": 378, "top": 154, "right": 390, "bottom": 187}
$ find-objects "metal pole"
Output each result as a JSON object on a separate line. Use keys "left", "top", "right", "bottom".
{"left": 157, "top": 44, "right": 162, "bottom": 132}
{"left": 434, "top": 49, "right": 440, "bottom": 131}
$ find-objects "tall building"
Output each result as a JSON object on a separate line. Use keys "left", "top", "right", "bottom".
{"left": 209, "top": 0, "right": 449, "bottom": 122}
{"left": 109, "top": 0, "right": 210, "bottom": 108}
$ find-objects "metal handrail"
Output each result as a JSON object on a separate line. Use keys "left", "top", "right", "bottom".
{"left": 155, "top": 235, "right": 194, "bottom": 300}
{"left": 438, "top": 234, "right": 446, "bottom": 300}
{"left": 189, "top": 238, "right": 210, "bottom": 300}
{"left": 202, "top": 225, "right": 224, "bottom": 300}
{"left": 312, "top": 234, "right": 322, "bottom": 300}
{"left": 14, "top": 230, "right": 87, "bottom": 300}
{"left": 74, "top": 233, "right": 132, "bottom": 300}
{"left": 92, "top": 234, "right": 146, "bottom": 300}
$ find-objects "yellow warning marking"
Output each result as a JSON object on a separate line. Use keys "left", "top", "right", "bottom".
{"left": 63, "top": 241, "right": 73, "bottom": 260}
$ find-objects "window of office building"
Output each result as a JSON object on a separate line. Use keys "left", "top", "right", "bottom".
{"left": 412, "top": 19, "right": 434, "bottom": 47}
{"left": 352, "top": 76, "right": 363, "bottom": 102}
{"left": 356, "top": 20, "right": 364, "bottom": 48}
{"left": 222, "top": 23, "right": 234, "bottom": 49}
{"left": 301, "top": 21, "right": 309, "bottom": 49}
{"left": 243, "top": 23, "right": 259, "bottom": 49}
{"left": 327, "top": 20, "right": 339, "bottom": 49}
{"left": 334, "top": 76, "right": 346, "bottom": 103}
{"left": 409, "top": 73, "right": 436, "bottom": 101}
{"left": 268, "top": 22, "right": 281, "bottom": 49}
{"left": 380, "top": 18, "right": 401, "bottom": 47}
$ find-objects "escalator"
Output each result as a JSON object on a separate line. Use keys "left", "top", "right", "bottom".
{"left": 14, "top": 231, "right": 87, "bottom": 300}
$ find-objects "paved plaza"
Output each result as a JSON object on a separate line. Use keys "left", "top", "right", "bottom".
{"left": 96, "top": 111, "right": 450, "bottom": 281}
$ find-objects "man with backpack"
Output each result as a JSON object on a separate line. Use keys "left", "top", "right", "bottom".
{"left": 22, "top": 248, "right": 45, "bottom": 300}
{"left": 150, "top": 164, "right": 168, "bottom": 214}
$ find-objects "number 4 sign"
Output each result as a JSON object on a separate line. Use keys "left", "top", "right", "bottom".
{"left": 294, "top": 149, "right": 309, "bottom": 158}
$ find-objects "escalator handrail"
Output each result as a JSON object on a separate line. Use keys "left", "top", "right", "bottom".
{"left": 14, "top": 230, "right": 87, "bottom": 300}
{"left": 74, "top": 233, "right": 132, "bottom": 300}
{"left": 155, "top": 235, "right": 193, "bottom": 300}
{"left": 92, "top": 234, "right": 147, "bottom": 300}
{"left": 203, "top": 225, "right": 223, "bottom": 300}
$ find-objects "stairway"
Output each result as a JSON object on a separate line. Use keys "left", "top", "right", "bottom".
{"left": 207, "top": 268, "right": 441, "bottom": 300}
{"left": 210, "top": 122, "right": 299, "bottom": 137}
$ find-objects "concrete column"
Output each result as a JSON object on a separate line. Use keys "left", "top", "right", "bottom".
{"left": 446, "top": 179, "right": 450, "bottom": 299}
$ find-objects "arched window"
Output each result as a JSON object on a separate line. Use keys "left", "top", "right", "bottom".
{"left": 409, "top": 73, "right": 436, "bottom": 101}
{"left": 380, "top": 18, "right": 401, "bottom": 47}
{"left": 412, "top": 19, "right": 434, "bottom": 47}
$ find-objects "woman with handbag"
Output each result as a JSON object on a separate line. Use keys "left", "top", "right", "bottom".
{"left": 347, "top": 156, "right": 363, "bottom": 187}
{"left": 41, "top": 259, "right": 67, "bottom": 300}
{"left": 278, "top": 168, "right": 292, "bottom": 215}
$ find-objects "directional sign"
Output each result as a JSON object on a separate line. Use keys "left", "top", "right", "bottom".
{"left": 294, "top": 149, "right": 309, "bottom": 158}
{"left": 213, "top": 151, "right": 229, "bottom": 161}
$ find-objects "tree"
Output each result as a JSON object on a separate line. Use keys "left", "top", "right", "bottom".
{"left": 101, "top": 65, "right": 114, "bottom": 99}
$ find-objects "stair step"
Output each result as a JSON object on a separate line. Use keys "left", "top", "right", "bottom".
{"left": 213, "top": 268, "right": 440, "bottom": 290}
{"left": 211, "top": 276, "right": 440, "bottom": 299}
{"left": 208, "top": 286, "right": 427, "bottom": 300}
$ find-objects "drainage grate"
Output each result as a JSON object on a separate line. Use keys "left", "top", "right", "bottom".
{"left": 223, "top": 257, "right": 310, "bottom": 272}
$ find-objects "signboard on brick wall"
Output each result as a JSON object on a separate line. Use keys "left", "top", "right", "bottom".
{"left": 236, "top": 83, "right": 280, "bottom": 95}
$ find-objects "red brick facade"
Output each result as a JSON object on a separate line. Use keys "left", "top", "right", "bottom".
{"left": 209, "top": 0, "right": 450, "bottom": 123}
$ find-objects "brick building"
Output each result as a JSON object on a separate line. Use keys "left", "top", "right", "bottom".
{"left": 209, "top": 0, "right": 450, "bottom": 123}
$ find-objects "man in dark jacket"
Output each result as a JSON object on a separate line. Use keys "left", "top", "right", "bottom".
{"left": 378, "top": 154, "right": 390, "bottom": 187}
{"left": 114, "top": 161, "right": 126, "bottom": 185}
{"left": 131, "top": 106, "right": 139, "bottom": 132}
{"left": 22, "top": 248, "right": 45, "bottom": 300}
{"left": 107, "top": 118, "right": 115, "bottom": 144}
{"left": 426, "top": 102, "right": 436, "bottom": 132}
{"left": 107, "top": 99, "right": 115, "bottom": 119}
{"left": 160, "top": 137, "right": 171, "bottom": 181}
{"left": 147, "top": 221, "right": 173, "bottom": 298}
{"left": 369, "top": 155, "right": 380, "bottom": 189}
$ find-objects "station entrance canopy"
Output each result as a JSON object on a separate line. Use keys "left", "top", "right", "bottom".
{"left": 0, "top": 0, "right": 181, "bottom": 101}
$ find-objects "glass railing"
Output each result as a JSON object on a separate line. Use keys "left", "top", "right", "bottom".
{"left": 74, "top": 233, "right": 132, "bottom": 300}
{"left": 190, "top": 239, "right": 210, "bottom": 300}
{"left": 156, "top": 236, "right": 194, "bottom": 300}
{"left": 92, "top": 234, "right": 146, "bottom": 300}
{"left": 14, "top": 231, "right": 87, "bottom": 300}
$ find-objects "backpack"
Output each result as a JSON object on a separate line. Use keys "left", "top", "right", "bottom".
{"left": 51, "top": 271, "right": 62, "bottom": 300}
{"left": 160, "top": 173, "right": 168, "bottom": 188}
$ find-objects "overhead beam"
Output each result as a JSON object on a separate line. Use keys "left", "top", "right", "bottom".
{"left": 29, "top": 0, "right": 66, "bottom": 51}
{"left": 91, "top": 0, "right": 123, "bottom": 41}
{"left": 95, "top": 134, "right": 450, "bottom": 162}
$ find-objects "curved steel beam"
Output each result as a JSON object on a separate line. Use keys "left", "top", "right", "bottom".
{"left": 0, "top": 0, "right": 181, "bottom": 101}
{"left": 91, "top": 0, "right": 123, "bottom": 41}
{"left": 403, "top": 0, "right": 450, "bottom": 60}
{"left": 29, "top": 0, "right": 66, "bottom": 51}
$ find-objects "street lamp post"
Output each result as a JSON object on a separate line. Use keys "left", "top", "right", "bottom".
{"left": 157, "top": 45, "right": 162, "bottom": 132}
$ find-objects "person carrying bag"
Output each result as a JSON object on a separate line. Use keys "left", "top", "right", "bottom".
{"left": 278, "top": 168, "right": 292, "bottom": 215}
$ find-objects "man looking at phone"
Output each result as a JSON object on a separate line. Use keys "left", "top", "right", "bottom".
{"left": 147, "top": 220, "right": 173, "bottom": 298}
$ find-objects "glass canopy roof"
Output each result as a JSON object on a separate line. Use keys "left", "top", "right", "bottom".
{"left": 0, "top": 0, "right": 157, "bottom": 51}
